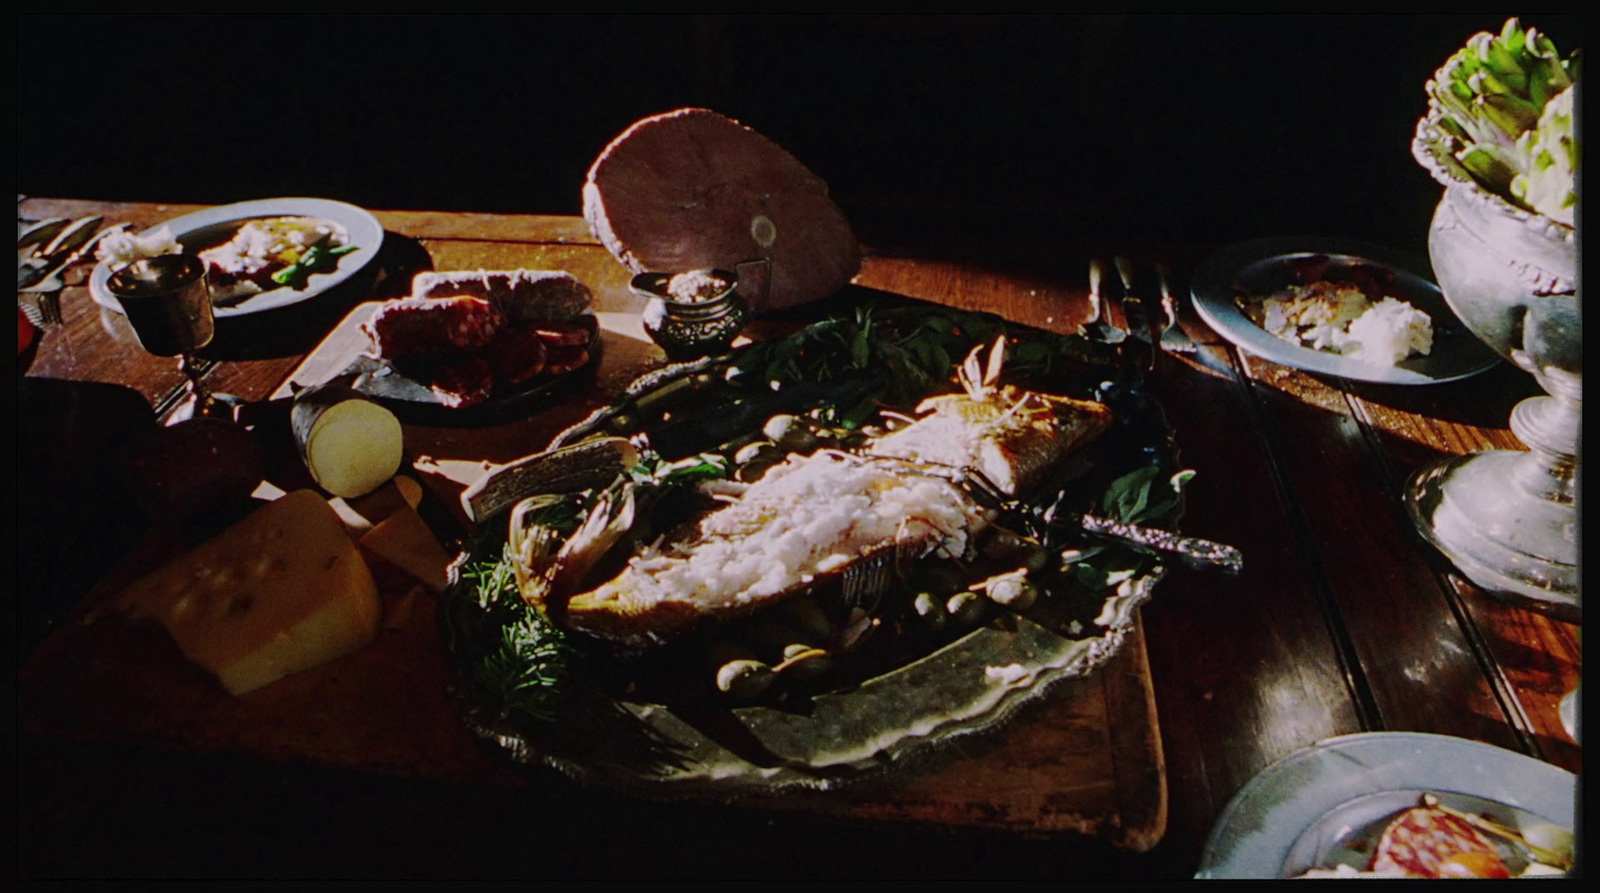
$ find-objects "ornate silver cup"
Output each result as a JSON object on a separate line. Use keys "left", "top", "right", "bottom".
{"left": 1406, "top": 113, "right": 1580, "bottom": 618}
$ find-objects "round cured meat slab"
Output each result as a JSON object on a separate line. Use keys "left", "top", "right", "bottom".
{"left": 583, "top": 108, "right": 861, "bottom": 314}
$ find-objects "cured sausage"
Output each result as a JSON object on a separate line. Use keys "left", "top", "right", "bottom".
{"left": 485, "top": 325, "right": 549, "bottom": 385}
{"left": 365, "top": 296, "right": 501, "bottom": 360}
{"left": 411, "top": 269, "right": 592, "bottom": 323}
{"left": 430, "top": 357, "right": 495, "bottom": 409}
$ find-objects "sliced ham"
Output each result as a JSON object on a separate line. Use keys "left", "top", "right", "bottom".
{"left": 583, "top": 108, "right": 861, "bottom": 314}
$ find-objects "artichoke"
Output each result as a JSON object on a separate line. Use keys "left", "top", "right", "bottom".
{"left": 1425, "top": 18, "right": 1580, "bottom": 225}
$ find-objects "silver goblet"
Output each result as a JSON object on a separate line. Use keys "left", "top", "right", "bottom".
{"left": 1405, "top": 114, "right": 1580, "bottom": 618}
{"left": 105, "top": 254, "right": 236, "bottom": 422}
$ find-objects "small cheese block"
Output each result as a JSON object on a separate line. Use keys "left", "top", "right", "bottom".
{"left": 358, "top": 503, "right": 453, "bottom": 593}
{"left": 292, "top": 386, "right": 404, "bottom": 499}
{"left": 111, "top": 489, "right": 381, "bottom": 695}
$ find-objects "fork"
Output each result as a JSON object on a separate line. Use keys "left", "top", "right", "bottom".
{"left": 1155, "top": 261, "right": 1199, "bottom": 354}
{"left": 1079, "top": 258, "right": 1126, "bottom": 345}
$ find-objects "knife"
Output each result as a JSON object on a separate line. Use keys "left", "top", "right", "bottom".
{"left": 17, "top": 217, "right": 72, "bottom": 252}
{"left": 37, "top": 215, "right": 104, "bottom": 262}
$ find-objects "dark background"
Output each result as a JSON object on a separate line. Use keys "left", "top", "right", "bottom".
{"left": 18, "top": 14, "right": 1584, "bottom": 259}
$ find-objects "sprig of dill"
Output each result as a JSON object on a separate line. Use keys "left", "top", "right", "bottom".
{"left": 456, "top": 544, "right": 574, "bottom": 724}
{"left": 732, "top": 304, "right": 1110, "bottom": 415}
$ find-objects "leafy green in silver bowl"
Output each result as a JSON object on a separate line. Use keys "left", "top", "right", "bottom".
{"left": 1422, "top": 18, "right": 1580, "bottom": 226}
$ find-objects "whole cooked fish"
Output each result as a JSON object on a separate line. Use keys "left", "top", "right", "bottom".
{"left": 561, "top": 357, "right": 1113, "bottom": 649}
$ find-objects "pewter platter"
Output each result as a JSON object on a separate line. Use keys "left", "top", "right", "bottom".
{"left": 442, "top": 304, "right": 1183, "bottom": 797}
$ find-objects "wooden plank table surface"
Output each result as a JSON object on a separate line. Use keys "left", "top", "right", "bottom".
{"left": 16, "top": 197, "right": 1580, "bottom": 879}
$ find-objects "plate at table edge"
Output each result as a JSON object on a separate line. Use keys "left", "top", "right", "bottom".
{"left": 89, "top": 197, "right": 384, "bottom": 319}
{"left": 1194, "top": 731, "right": 1577, "bottom": 879}
{"left": 1190, "top": 236, "right": 1500, "bottom": 385}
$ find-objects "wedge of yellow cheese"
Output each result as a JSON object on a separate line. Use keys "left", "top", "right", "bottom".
{"left": 358, "top": 503, "right": 453, "bottom": 593}
{"left": 112, "top": 489, "right": 381, "bottom": 695}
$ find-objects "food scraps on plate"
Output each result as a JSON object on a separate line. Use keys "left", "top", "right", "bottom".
{"left": 97, "top": 215, "right": 355, "bottom": 306}
{"left": 1237, "top": 255, "right": 1434, "bottom": 368}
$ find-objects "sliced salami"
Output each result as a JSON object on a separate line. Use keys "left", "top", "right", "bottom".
{"left": 541, "top": 345, "right": 590, "bottom": 375}
{"left": 485, "top": 325, "right": 549, "bottom": 384}
{"left": 366, "top": 296, "right": 502, "bottom": 360}
{"left": 430, "top": 357, "right": 495, "bottom": 409}
{"left": 411, "top": 269, "right": 592, "bottom": 323}
{"left": 530, "top": 320, "right": 593, "bottom": 347}
{"left": 1370, "top": 806, "right": 1499, "bottom": 878}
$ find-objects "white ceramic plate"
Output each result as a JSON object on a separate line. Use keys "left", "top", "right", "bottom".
{"left": 1191, "top": 237, "right": 1500, "bottom": 385}
{"left": 1195, "top": 732, "right": 1577, "bottom": 878}
{"left": 90, "top": 197, "right": 384, "bottom": 319}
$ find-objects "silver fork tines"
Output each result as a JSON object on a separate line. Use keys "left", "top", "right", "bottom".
{"left": 1080, "top": 258, "right": 1126, "bottom": 345}
{"left": 1156, "top": 261, "right": 1198, "bottom": 353}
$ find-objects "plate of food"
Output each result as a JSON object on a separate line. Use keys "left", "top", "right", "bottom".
{"left": 1196, "top": 732, "right": 1577, "bottom": 878}
{"left": 440, "top": 301, "right": 1206, "bottom": 797}
{"left": 317, "top": 269, "right": 601, "bottom": 426}
{"left": 1190, "top": 237, "right": 1500, "bottom": 385}
{"left": 89, "top": 197, "right": 384, "bottom": 318}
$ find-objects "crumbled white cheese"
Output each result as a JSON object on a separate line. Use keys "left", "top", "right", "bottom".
{"left": 1247, "top": 281, "right": 1433, "bottom": 368}
{"left": 96, "top": 225, "right": 182, "bottom": 270}
{"left": 1342, "top": 298, "right": 1434, "bottom": 366}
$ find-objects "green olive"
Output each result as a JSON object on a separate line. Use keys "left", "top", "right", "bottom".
{"left": 773, "top": 646, "right": 832, "bottom": 679}
{"left": 761, "top": 414, "right": 819, "bottom": 451}
{"left": 983, "top": 572, "right": 1038, "bottom": 610}
{"left": 913, "top": 591, "right": 947, "bottom": 629}
{"left": 946, "top": 591, "right": 987, "bottom": 626}
{"left": 779, "top": 598, "right": 833, "bottom": 642}
{"left": 716, "top": 659, "right": 775, "bottom": 699}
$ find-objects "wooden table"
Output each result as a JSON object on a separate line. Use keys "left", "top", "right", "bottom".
{"left": 16, "top": 197, "right": 1580, "bottom": 879}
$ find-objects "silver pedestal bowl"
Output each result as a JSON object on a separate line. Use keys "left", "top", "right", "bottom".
{"left": 1407, "top": 115, "right": 1580, "bottom": 619}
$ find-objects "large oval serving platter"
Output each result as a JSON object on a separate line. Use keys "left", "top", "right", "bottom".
{"left": 1191, "top": 237, "right": 1500, "bottom": 385}
{"left": 89, "top": 197, "right": 384, "bottom": 319}
{"left": 441, "top": 303, "right": 1188, "bottom": 798}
